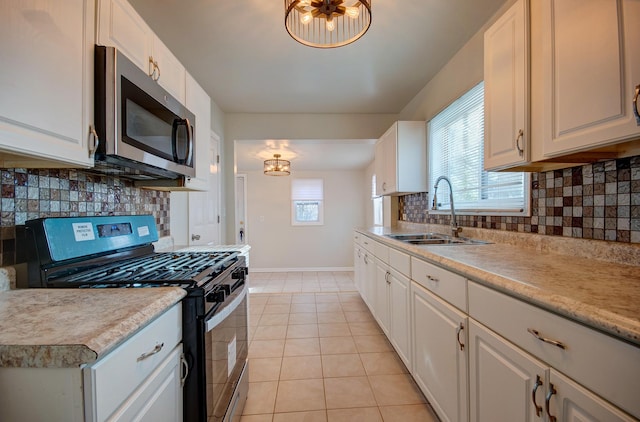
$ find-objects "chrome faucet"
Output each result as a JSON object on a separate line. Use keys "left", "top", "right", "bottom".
{"left": 432, "top": 176, "right": 462, "bottom": 237}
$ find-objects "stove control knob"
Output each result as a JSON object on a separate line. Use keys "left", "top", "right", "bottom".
{"left": 206, "top": 290, "right": 226, "bottom": 303}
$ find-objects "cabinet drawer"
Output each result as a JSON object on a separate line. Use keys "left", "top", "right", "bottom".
{"left": 360, "top": 236, "right": 373, "bottom": 252}
{"left": 468, "top": 282, "right": 640, "bottom": 418}
{"left": 389, "top": 247, "right": 410, "bottom": 278}
{"left": 84, "top": 303, "right": 182, "bottom": 422}
{"left": 374, "top": 241, "right": 389, "bottom": 264}
{"left": 353, "top": 232, "right": 362, "bottom": 245}
{"left": 411, "top": 257, "right": 467, "bottom": 311}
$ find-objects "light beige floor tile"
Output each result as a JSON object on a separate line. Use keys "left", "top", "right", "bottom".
{"left": 249, "top": 357, "right": 282, "bottom": 382}
{"left": 291, "top": 294, "right": 317, "bottom": 304}
{"left": 287, "top": 323, "right": 319, "bottom": 339}
{"left": 315, "top": 293, "right": 340, "bottom": 302}
{"left": 249, "top": 339, "right": 285, "bottom": 358}
{"left": 378, "top": 404, "right": 439, "bottom": 422}
{"left": 368, "top": 374, "right": 426, "bottom": 406}
{"left": 338, "top": 292, "right": 363, "bottom": 302}
{"left": 273, "top": 410, "right": 327, "bottom": 422}
{"left": 253, "top": 325, "right": 288, "bottom": 340}
{"left": 318, "top": 323, "right": 351, "bottom": 338}
{"left": 353, "top": 335, "right": 393, "bottom": 353}
{"left": 349, "top": 322, "right": 383, "bottom": 336}
{"left": 316, "top": 302, "right": 343, "bottom": 313}
{"left": 360, "top": 352, "right": 408, "bottom": 375}
{"left": 280, "top": 355, "right": 323, "bottom": 380}
{"left": 259, "top": 314, "right": 290, "bottom": 326}
{"left": 240, "top": 414, "right": 273, "bottom": 422}
{"left": 321, "top": 354, "right": 366, "bottom": 378}
{"left": 243, "top": 381, "right": 278, "bottom": 415}
{"left": 316, "top": 312, "right": 347, "bottom": 324}
{"left": 288, "top": 312, "right": 318, "bottom": 325}
{"left": 324, "top": 376, "right": 377, "bottom": 409}
{"left": 275, "top": 379, "right": 326, "bottom": 413}
{"left": 290, "top": 303, "right": 317, "bottom": 313}
{"left": 250, "top": 295, "right": 269, "bottom": 304}
{"left": 249, "top": 326, "right": 258, "bottom": 342}
{"left": 284, "top": 338, "right": 321, "bottom": 356}
{"left": 267, "top": 295, "right": 293, "bottom": 304}
{"left": 327, "top": 407, "right": 382, "bottom": 422}
{"left": 344, "top": 311, "right": 375, "bottom": 323}
{"left": 319, "top": 337, "right": 358, "bottom": 355}
{"left": 263, "top": 304, "right": 292, "bottom": 314}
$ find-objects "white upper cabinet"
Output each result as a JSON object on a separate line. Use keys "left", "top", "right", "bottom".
{"left": 0, "top": 0, "right": 96, "bottom": 168}
{"left": 536, "top": 0, "right": 640, "bottom": 157}
{"left": 97, "top": 0, "right": 186, "bottom": 103}
{"left": 183, "top": 72, "right": 212, "bottom": 191}
{"left": 484, "top": 0, "right": 529, "bottom": 171}
{"left": 374, "top": 121, "right": 427, "bottom": 196}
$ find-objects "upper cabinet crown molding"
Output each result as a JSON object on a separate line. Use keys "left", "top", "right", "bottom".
{"left": 375, "top": 121, "right": 427, "bottom": 196}
{"left": 0, "top": 0, "right": 96, "bottom": 168}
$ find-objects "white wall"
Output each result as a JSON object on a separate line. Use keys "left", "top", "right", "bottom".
{"left": 243, "top": 169, "right": 365, "bottom": 270}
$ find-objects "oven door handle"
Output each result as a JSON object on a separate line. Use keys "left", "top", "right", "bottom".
{"left": 206, "top": 284, "right": 248, "bottom": 333}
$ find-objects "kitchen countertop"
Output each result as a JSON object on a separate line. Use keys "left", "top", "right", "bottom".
{"left": 358, "top": 226, "right": 640, "bottom": 347}
{"left": 0, "top": 287, "right": 185, "bottom": 368}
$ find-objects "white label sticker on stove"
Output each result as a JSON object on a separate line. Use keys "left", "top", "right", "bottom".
{"left": 137, "top": 225, "right": 150, "bottom": 237}
{"left": 72, "top": 222, "right": 95, "bottom": 241}
{"left": 228, "top": 335, "right": 237, "bottom": 378}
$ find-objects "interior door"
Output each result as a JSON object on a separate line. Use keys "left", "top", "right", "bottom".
{"left": 188, "top": 132, "right": 221, "bottom": 245}
{"left": 235, "top": 174, "right": 247, "bottom": 244}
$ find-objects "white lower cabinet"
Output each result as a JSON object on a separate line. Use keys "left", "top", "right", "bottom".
{"left": 411, "top": 280, "right": 469, "bottom": 422}
{"left": 388, "top": 268, "right": 411, "bottom": 367}
{"left": 374, "top": 256, "right": 391, "bottom": 335}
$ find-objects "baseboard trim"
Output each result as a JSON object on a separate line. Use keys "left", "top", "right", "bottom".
{"left": 250, "top": 267, "right": 354, "bottom": 273}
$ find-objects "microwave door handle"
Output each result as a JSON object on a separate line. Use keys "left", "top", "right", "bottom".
{"left": 171, "top": 118, "right": 193, "bottom": 165}
{"left": 184, "top": 117, "right": 193, "bottom": 166}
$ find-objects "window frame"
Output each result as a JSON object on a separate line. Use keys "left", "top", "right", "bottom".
{"left": 291, "top": 178, "right": 324, "bottom": 226}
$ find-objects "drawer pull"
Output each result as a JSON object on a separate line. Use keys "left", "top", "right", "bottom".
{"left": 532, "top": 375, "right": 543, "bottom": 417}
{"left": 545, "top": 383, "right": 557, "bottom": 422}
{"left": 456, "top": 323, "right": 465, "bottom": 351}
{"left": 137, "top": 342, "right": 165, "bottom": 362}
{"left": 385, "top": 271, "right": 391, "bottom": 284}
{"left": 527, "top": 328, "right": 567, "bottom": 350}
{"left": 426, "top": 274, "right": 439, "bottom": 282}
{"left": 180, "top": 353, "right": 189, "bottom": 387}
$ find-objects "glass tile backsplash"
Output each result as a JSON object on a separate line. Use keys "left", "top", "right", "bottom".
{"left": 399, "top": 156, "right": 640, "bottom": 244}
{"left": 0, "top": 168, "right": 170, "bottom": 266}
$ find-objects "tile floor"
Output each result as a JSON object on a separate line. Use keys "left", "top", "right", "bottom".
{"left": 242, "top": 272, "right": 439, "bottom": 422}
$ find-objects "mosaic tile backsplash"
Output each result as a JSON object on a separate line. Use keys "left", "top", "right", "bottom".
{"left": 399, "top": 156, "right": 640, "bottom": 244}
{"left": 0, "top": 168, "right": 170, "bottom": 266}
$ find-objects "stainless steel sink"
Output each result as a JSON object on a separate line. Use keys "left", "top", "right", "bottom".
{"left": 385, "top": 233, "right": 490, "bottom": 245}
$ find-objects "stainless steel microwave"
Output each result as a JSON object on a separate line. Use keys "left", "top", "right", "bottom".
{"left": 94, "top": 45, "right": 195, "bottom": 180}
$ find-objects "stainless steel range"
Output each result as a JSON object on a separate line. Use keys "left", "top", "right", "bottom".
{"left": 20, "top": 214, "right": 249, "bottom": 422}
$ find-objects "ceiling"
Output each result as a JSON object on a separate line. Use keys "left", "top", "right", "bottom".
{"left": 128, "top": 0, "right": 507, "bottom": 170}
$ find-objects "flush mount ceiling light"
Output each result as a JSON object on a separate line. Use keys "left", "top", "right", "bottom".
{"left": 284, "top": 0, "right": 372, "bottom": 48}
{"left": 264, "top": 154, "right": 291, "bottom": 176}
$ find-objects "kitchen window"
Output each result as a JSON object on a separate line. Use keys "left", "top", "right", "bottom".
{"left": 291, "top": 178, "right": 324, "bottom": 225}
{"left": 427, "top": 82, "right": 529, "bottom": 216}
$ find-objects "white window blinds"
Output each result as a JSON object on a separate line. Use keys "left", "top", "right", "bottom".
{"left": 291, "top": 178, "right": 323, "bottom": 200}
{"left": 427, "top": 82, "right": 527, "bottom": 214}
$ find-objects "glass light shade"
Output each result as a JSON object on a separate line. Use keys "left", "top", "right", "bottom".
{"left": 264, "top": 154, "right": 291, "bottom": 176}
{"left": 285, "top": 0, "right": 372, "bottom": 48}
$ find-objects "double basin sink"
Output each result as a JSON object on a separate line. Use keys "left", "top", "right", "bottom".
{"left": 385, "top": 233, "right": 490, "bottom": 246}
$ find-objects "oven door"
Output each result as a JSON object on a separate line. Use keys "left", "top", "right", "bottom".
{"left": 204, "top": 284, "right": 249, "bottom": 422}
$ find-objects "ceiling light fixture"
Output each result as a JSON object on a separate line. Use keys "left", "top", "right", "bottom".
{"left": 284, "top": 0, "right": 372, "bottom": 48}
{"left": 264, "top": 154, "right": 291, "bottom": 176}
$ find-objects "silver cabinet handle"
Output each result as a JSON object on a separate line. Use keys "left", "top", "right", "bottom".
{"left": 191, "top": 234, "right": 201, "bottom": 241}
{"left": 88, "top": 125, "right": 99, "bottom": 158}
{"left": 426, "top": 274, "right": 439, "bottom": 282}
{"left": 382, "top": 182, "right": 387, "bottom": 192}
{"left": 545, "top": 383, "right": 557, "bottom": 422}
{"left": 532, "top": 375, "right": 543, "bottom": 417}
{"left": 385, "top": 271, "right": 391, "bottom": 284}
{"left": 364, "top": 255, "right": 369, "bottom": 265}
{"left": 137, "top": 342, "right": 164, "bottom": 361}
{"left": 527, "top": 328, "right": 566, "bottom": 350}
{"left": 633, "top": 84, "right": 640, "bottom": 126}
{"left": 456, "top": 323, "right": 465, "bottom": 351}
{"left": 180, "top": 353, "right": 189, "bottom": 387}
{"left": 148, "top": 56, "right": 156, "bottom": 78}
{"left": 515, "top": 129, "right": 524, "bottom": 156}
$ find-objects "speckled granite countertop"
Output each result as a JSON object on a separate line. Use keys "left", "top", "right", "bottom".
{"left": 358, "top": 226, "right": 640, "bottom": 347}
{"left": 0, "top": 288, "right": 186, "bottom": 368}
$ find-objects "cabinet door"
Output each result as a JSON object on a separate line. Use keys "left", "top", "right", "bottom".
{"left": 388, "top": 269, "right": 411, "bottom": 368}
{"left": 374, "top": 259, "right": 390, "bottom": 335}
{"left": 362, "top": 251, "right": 376, "bottom": 309}
{"left": 548, "top": 369, "right": 636, "bottom": 422}
{"left": 411, "top": 281, "right": 468, "bottom": 422}
{"left": 469, "top": 320, "right": 547, "bottom": 422}
{"left": 0, "top": 0, "right": 95, "bottom": 167}
{"left": 375, "top": 124, "right": 397, "bottom": 195}
{"left": 538, "top": 0, "right": 640, "bottom": 156}
{"left": 96, "top": 0, "right": 153, "bottom": 74}
{"left": 183, "top": 72, "right": 212, "bottom": 191}
{"left": 152, "top": 37, "right": 186, "bottom": 104}
{"left": 484, "top": 0, "right": 529, "bottom": 170}
{"left": 109, "top": 345, "right": 184, "bottom": 422}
